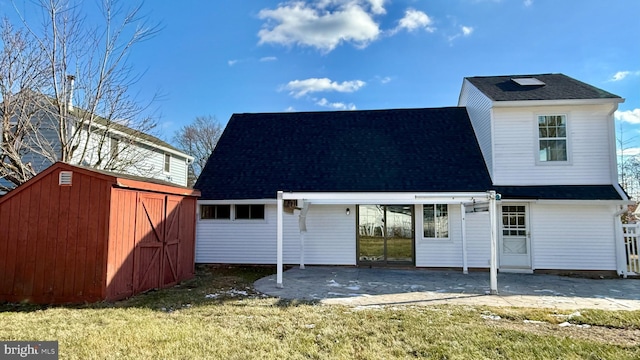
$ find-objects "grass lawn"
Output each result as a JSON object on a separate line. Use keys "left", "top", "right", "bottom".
{"left": 1, "top": 265, "right": 639, "bottom": 359}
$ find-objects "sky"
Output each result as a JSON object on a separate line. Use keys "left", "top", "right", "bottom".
{"left": 3, "top": 0, "right": 640, "bottom": 151}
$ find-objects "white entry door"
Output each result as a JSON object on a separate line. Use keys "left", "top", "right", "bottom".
{"left": 500, "top": 204, "right": 531, "bottom": 270}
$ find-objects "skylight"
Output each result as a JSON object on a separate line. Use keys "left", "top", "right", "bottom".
{"left": 512, "top": 78, "right": 545, "bottom": 86}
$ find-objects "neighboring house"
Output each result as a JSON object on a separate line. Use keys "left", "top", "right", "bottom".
{"left": 194, "top": 73, "right": 631, "bottom": 287}
{"left": 1, "top": 92, "right": 192, "bottom": 190}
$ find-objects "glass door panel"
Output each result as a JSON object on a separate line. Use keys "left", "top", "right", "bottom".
{"left": 358, "top": 205, "right": 414, "bottom": 265}
{"left": 358, "top": 205, "right": 385, "bottom": 262}
{"left": 385, "top": 205, "right": 413, "bottom": 263}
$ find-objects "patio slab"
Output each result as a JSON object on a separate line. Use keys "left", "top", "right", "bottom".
{"left": 254, "top": 267, "right": 640, "bottom": 310}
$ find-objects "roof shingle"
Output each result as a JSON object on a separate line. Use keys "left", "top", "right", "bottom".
{"left": 466, "top": 73, "right": 622, "bottom": 102}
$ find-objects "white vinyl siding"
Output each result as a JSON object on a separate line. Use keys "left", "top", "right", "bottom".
{"left": 458, "top": 80, "right": 494, "bottom": 179}
{"left": 530, "top": 203, "right": 617, "bottom": 270}
{"left": 195, "top": 204, "right": 356, "bottom": 265}
{"left": 415, "top": 204, "right": 464, "bottom": 267}
{"left": 492, "top": 105, "right": 614, "bottom": 185}
{"left": 465, "top": 212, "right": 492, "bottom": 268}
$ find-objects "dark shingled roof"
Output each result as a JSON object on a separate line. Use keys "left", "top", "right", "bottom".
{"left": 466, "top": 73, "right": 622, "bottom": 102}
{"left": 494, "top": 185, "right": 623, "bottom": 201}
{"left": 195, "top": 107, "right": 625, "bottom": 201}
{"left": 195, "top": 107, "right": 494, "bottom": 200}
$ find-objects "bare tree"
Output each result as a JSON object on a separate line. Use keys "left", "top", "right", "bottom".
{"left": 173, "top": 115, "right": 223, "bottom": 186}
{"left": 617, "top": 122, "right": 640, "bottom": 200}
{"left": 0, "top": 0, "right": 160, "bottom": 192}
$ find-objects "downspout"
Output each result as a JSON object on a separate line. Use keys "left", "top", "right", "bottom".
{"left": 299, "top": 201, "right": 310, "bottom": 269}
{"left": 613, "top": 205, "right": 628, "bottom": 278}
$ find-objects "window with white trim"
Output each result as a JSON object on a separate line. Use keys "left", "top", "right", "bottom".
{"left": 164, "top": 153, "right": 171, "bottom": 172}
{"left": 200, "top": 205, "right": 231, "bottom": 219}
{"left": 538, "top": 115, "right": 567, "bottom": 162}
{"left": 235, "top": 204, "right": 265, "bottom": 220}
{"left": 423, "top": 204, "right": 449, "bottom": 238}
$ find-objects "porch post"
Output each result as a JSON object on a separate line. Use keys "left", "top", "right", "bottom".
{"left": 613, "top": 205, "right": 627, "bottom": 277}
{"left": 461, "top": 203, "right": 468, "bottom": 274}
{"left": 276, "top": 191, "right": 284, "bottom": 288}
{"left": 488, "top": 191, "right": 498, "bottom": 294}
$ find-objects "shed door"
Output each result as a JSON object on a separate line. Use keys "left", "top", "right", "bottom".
{"left": 162, "top": 197, "right": 182, "bottom": 287}
{"left": 134, "top": 193, "right": 165, "bottom": 292}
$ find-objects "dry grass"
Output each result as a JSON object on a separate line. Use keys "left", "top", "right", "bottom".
{"left": 1, "top": 265, "right": 639, "bottom": 359}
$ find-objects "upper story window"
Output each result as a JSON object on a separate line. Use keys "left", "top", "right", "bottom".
{"left": 538, "top": 115, "right": 567, "bottom": 162}
{"left": 423, "top": 204, "right": 449, "bottom": 239}
{"left": 164, "top": 153, "right": 171, "bottom": 173}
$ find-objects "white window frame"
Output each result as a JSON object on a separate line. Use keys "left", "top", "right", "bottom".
{"left": 199, "top": 204, "right": 231, "bottom": 220}
{"left": 536, "top": 114, "right": 570, "bottom": 164}
{"left": 163, "top": 152, "right": 171, "bottom": 173}
{"left": 234, "top": 204, "right": 266, "bottom": 220}
{"left": 422, "top": 204, "right": 450, "bottom": 240}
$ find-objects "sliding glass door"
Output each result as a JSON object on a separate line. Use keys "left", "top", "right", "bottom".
{"left": 357, "top": 205, "right": 414, "bottom": 266}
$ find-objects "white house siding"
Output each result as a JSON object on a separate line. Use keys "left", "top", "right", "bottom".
{"left": 530, "top": 203, "right": 617, "bottom": 270}
{"left": 465, "top": 212, "right": 492, "bottom": 268}
{"left": 195, "top": 204, "right": 356, "bottom": 265}
{"left": 415, "top": 205, "right": 464, "bottom": 267}
{"left": 492, "top": 105, "right": 614, "bottom": 185}
{"left": 458, "top": 80, "right": 494, "bottom": 178}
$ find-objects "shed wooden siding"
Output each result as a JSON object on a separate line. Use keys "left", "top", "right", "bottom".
{"left": 0, "top": 162, "right": 199, "bottom": 304}
{"left": 0, "top": 167, "right": 111, "bottom": 303}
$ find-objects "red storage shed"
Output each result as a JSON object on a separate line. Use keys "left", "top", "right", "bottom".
{"left": 0, "top": 162, "right": 200, "bottom": 304}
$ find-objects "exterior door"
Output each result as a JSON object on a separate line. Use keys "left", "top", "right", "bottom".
{"left": 134, "top": 193, "right": 165, "bottom": 292}
{"left": 357, "top": 205, "right": 414, "bottom": 266}
{"left": 500, "top": 204, "right": 531, "bottom": 270}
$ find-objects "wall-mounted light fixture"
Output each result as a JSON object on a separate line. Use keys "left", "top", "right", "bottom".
{"left": 346, "top": 208, "right": 350, "bottom": 215}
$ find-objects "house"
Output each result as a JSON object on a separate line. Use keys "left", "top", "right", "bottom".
{"left": 0, "top": 162, "right": 200, "bottom": 304}
{"left": 194, "top": 73, "right": 630, "bottom": 291}
{"left": 1, "top": 85, "right": 193, "bottom": 191}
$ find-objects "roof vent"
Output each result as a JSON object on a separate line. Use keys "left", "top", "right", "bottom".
{"left": 512, "top": 77, "right": 545, "bottom": 86}
{"left": 59, "top": 171, "right": 73, "bottom": 186}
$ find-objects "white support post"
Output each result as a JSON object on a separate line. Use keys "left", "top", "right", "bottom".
{"left": 613, "top": 205, "right": 627, "bottom": 278}
{"left": 488, "top": 191, "right": 498, "bottom": 294}
{"left": 276, "top": 191, "right": 284, "bottom": 288}
{"left": 461, "top": 203, "right": 468, "bottom": 274}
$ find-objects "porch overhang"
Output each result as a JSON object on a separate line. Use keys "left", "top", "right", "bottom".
{"left": 275, "top": 191, "right": 500, "bottom": 295}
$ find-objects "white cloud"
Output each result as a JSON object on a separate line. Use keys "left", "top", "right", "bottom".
{"left": 616, "top": 109, "right": 640, "bottom": 124}
{"left": 611, "top": 71, "right": 640, "bottom": 82}
{"left": 617, "top": 147, "right": 640, "bottom": 157}
{"left": 380, "top": 76, "right": 392, "bottom": 84}
{"left": 316, "top": 97, "right": 357, "bottom": 110}
{"left": 393, "top": 9, "right": 435, "bottom": 34}
{"left": 524, "top": 0, "right": 533, "bottom": 7}
{"left": 260, "top": 56, "right": 278, "bottom": 62}
{"left": 284, "top": 78, "right": 366, "bottom": 98}
{"left": 448, "top": 25, "right": 475, "bottom": 43}
{"left": 257, "top": 1, "right": 383, "bottom": 52}
{"left": 285, "top": 106, "right": 296, "bottom": 112}
{"left": 228, "top": 59, "right": 238, "bottom": 66}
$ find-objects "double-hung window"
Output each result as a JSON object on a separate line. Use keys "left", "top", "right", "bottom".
{"left": 423, "top": 204, "right": 449, "bottom": 238}
{"left": 538, "top": 115, "right": 567, "bottom": 162}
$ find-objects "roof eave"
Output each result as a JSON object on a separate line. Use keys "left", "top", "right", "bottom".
{"left": 492, "top": 98, "right": 624, "bottom": 107}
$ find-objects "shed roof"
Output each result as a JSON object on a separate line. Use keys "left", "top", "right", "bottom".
{"left": 196, "top": 107, "right": 493, "bottom": 200}
{"left": 465, "top": 73, "right": 622, "bottom": 102}
{"left": 0, "top": 162, "right": 200, "bottom": 205}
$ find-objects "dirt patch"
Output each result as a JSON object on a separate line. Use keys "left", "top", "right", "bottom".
{"left": 488, "top": 319, "right": 640, "bottom": 347}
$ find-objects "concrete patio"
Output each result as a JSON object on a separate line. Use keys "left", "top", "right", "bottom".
{"left": 254, "top": 267, "right": 640, "bottom": 310}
